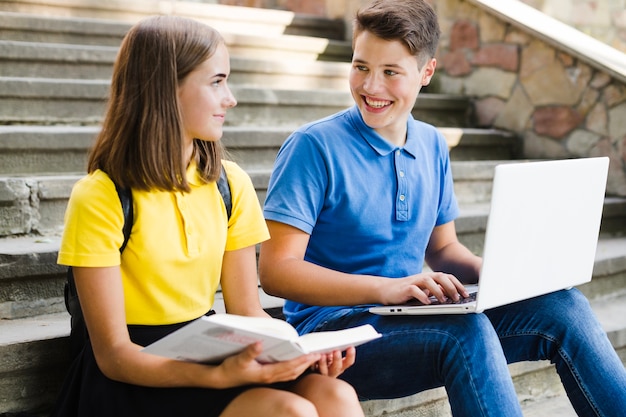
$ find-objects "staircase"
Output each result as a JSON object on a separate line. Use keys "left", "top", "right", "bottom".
{"left": 0, "top": 3, "right": 625, "bottom": 416}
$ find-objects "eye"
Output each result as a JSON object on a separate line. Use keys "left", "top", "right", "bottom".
{"left": 211, "top": 74, "right": 228, "bottom": 87}
{"left": 384, "top": 69, "right": 398, "bottom": 76}
{"left": 354, "top": 65, "right": 368, "bottom": 72}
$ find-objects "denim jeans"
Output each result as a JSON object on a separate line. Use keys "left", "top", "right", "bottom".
{"left": 299, "top": 289, "right": 626, "bottom": 417}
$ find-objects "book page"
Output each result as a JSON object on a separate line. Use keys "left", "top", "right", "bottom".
{"left": 205, "top": 314, "right": 299, "bottom": 339}
{"left": 295, "top": 324, "right": 381, "bottom": 354}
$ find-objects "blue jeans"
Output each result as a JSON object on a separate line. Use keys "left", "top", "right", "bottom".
{"left": 299, "top": 289, "right": 626, "bottom": 417}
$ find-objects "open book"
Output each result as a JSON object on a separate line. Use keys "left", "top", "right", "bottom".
{"left": 142, "top": 313, "right": 381, "bottom": 364}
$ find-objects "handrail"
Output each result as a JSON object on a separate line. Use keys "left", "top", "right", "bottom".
{"left": 468, "top": 0, "right": 626, "bottom": 84}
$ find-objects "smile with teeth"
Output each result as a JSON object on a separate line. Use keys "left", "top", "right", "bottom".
{"left": 364, "top": 96, "right": 391, "bottom": 108}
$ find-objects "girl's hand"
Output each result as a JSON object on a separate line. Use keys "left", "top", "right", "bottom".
{"left": 313, "top": 347, "right": 356, "bottom": 378}
{"left": 216, "top": 342, "right": 320, "bottom": 388}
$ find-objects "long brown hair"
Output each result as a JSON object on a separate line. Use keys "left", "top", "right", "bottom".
{"left": 88, "top": 15, "right": 225, "bottom": 192}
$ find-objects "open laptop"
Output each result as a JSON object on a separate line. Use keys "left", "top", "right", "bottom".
{"left": 369, "top": 157, "right": 609, "bottom": 315}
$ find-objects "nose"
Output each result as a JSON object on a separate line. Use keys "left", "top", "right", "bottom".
{"left": 224, "top": 86, "right": 237, "bottom": 108}
{"left": 362, "top": 72, "right": 383, "bottom": 94}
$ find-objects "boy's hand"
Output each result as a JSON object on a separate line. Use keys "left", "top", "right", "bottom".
{"left": 313, "top": 346, "right": 356, "bottom": 378}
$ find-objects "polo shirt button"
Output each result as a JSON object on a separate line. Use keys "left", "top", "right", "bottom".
{"left": 399, "top": 195, "right": 406, "bottom": 201}
{"left": 399, "top": 171, "right": 405, "bottom": 177}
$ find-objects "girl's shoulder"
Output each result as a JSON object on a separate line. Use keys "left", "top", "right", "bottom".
{"left": 71, "top": 170, "right": 118, "bottom": 202}
{"left": 221, "top": 160, "right": 252, "bottom": 188}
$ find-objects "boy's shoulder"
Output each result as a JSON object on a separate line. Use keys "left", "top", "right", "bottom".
{"left": 297, "top": 107, "right": 353, "bottom": 134}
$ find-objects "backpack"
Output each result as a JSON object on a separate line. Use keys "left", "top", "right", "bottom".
{"left": 63, "top": 167, "right": 232, "bottom": 358}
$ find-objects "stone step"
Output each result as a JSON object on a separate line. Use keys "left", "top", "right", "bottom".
{"left": 1, "top": 288, "right": 624, "bottom": 415}
{"left": 0, "top": 13, "right": 351, "bottom": 63}
{"left": 522, "top": 393, "right": 576, "bottom": 417}
{"left": 1, "top": 204, "right": 624, "bottom": 319}
{"left": 0, "top": 159, "right": 580, "bottom": 238}
{"left": 1, "top": 167, "right": 624, "bottom": 238}
{"left": 0, "top": 0, "right": 347, "bottom": 42}
{"left": 0, "top": 76, "right": 471, "bottom": 127}
{"left": 0, "top": 125, "right": 517, "bottom": 176}
{"left": 0, "top": 36, "right": 353, "bottom": 84}
{"left": 0, "top": 40, "right": 118, "bottom": 80}
{"left": 0, "top": 11, "right": 128, "bottom": 46}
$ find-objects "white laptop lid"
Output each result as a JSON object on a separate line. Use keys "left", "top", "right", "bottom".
{"left": 369, "top": 157, "right": 609, "bottom": 315}
{"left": 475, "top": 157, "right": 608, "bottom": 311}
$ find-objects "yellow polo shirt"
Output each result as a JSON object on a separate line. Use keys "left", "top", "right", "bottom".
{"left": 58, "top": 160, "right": 269, "bottom": 325}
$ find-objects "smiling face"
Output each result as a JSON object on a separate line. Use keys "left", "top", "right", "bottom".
{"left": 177, "top": 42, "right": 236, "bottom": 158}
{"left": 349, "top": 30, "right": 436, "bottom": 146}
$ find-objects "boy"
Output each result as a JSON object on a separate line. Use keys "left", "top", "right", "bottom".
{"left": 259, "top": 0, "right": 626, "bottom": 416}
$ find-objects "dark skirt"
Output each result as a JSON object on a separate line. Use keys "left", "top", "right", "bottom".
{"left": 50, "top": 316, "right": 305, "bottom": 417}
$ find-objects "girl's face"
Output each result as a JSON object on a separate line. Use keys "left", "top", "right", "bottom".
{"left": 349, "top": 30, "right": 436, "bottom": 146}
{"left": 178, "top": 42, "right": 237, "bottom": 155}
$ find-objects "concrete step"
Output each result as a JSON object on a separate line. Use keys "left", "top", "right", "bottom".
{"left": 0, "top": 12, "right": 352, "bottom": 62}
{"left": 0, "top": 76, "right": 471, "bottom": 127}
{"left": 1, "top": 166, "right": 624, "bottom": 238}
{"left": 1, "top": 204, "right": 624, "bottom": 318}
{"left": 0, "top": 0, "right": 347, "bottom": 42}
{"left": 0, "top": 40, "right": 118, "bottom": 79}
{"left": 1, "top": 288, "right": 624, "bottom": 415}
{"left": 522, "top": 393, "right": 576, "bottom": 417}
{"left": 0, "top": 36, "right": 353, "bottom": 84}
{"left": 0, "top": 11, "right": 128, "bottom": 46}
{"left": 2, "top": 159, "right": 581, "bottom": 238}
{"left": 0, "top": 125, "right": 517, "bottom": 176}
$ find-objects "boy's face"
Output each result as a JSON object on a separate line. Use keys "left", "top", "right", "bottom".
{"left": 349, "top": 30, "right": 436, "bottom": 145}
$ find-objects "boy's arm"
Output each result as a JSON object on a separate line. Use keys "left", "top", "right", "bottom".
{"left": 425, "top": 221, "right": 482, "bottom": 284}
{"left": 259, "top": 221, "right": 384, "bottom": 306}
{"left": 259, "top": 221, "right": 469, "bottom": 306}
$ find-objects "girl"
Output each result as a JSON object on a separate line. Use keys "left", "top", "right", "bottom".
{"left": 52, "top": 15, "right": 363, "bottom": 417}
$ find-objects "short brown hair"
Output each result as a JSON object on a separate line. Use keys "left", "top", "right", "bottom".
{"left": 353, "top": 0, "right": 440, "bottom": 66}
{"left": 88, "top": 15, "right": 225, "bottom": 192}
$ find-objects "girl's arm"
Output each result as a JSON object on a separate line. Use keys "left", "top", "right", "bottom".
{"left": 220, "top": 245, "right": 269, "bottom": 317}
{"left": 73, "top": 266, "right": 319, "bottom": 389}
{"left": 225, "top": 243, "right": 356, "bottom": 378}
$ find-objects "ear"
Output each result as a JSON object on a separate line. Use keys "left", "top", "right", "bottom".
{"left": 421, "top": 58, "right": 437, "bottom": 86}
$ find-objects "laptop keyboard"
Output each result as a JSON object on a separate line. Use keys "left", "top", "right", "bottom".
{"left": 427, "top": 291, "right": 477, "bottom": 305}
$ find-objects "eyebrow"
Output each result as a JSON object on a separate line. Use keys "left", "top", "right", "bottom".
{"left": 352, "top": 58, "right": 403, "bottom": 69}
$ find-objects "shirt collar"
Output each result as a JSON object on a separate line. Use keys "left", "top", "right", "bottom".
{"left": 348, "top": 105, "right": 418, "bottom": 159}
{"left": 186, "top": 160, "right": 203, "bottom": 186}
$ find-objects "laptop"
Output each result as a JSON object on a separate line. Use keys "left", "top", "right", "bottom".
{"left": 369, "top": 157, "right": 609, "bottom": 315}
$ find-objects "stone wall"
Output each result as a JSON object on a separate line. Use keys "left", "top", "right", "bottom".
{"left": 435, "top": 0, "right": 626, "bottom": 196}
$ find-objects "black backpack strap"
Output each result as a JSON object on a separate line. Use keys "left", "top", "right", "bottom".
{"left": 217, "top": 165, "right": 232, "bottom": 219}
{"left": 115, "top": 183, "right": 133, "bottom": 251}
{"left": 64, "top": 182, "right": 132, "bottom": 359}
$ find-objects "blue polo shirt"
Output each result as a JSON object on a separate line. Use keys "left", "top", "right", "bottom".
{"left": 264, "top": 105, "right": 458, "bottom": 329}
